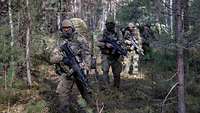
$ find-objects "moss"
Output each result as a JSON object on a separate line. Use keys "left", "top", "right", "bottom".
{"left": 0, "top": 89, "right": 20, "bottom": 105}
{"left": 12, "top": 79, "right": 28, "bottom": 89}
{"left": 25, "top": 100, "right": 47, "bottom": 113}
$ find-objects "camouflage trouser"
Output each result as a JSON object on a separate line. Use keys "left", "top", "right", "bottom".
{"left": 56, "top": 76, "right": 94, "bottom": 113}
{"left": 123, "top": 50, "right": 139, "bottom": 76}
{"left": 101, "top": 55, "right": 123, "bottom": 88}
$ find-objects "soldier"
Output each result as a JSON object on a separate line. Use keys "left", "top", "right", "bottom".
{"left": 139, "top": 24, "right": 156, "bottom": 60}
{"left": 50, "top": 18, "right": 94, "bottom": 113}
{"left": 97, "top": 17, "right": 123, "bottom": 89}
{"left": 123, "top": 23, "right": 143, "bottom": 77}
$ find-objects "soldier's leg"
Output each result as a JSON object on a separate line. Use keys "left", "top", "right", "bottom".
{"left": 111, "top": 58, "right": 122, "bottom": 88}
{"left": 132, "top": 52, "right": 139, "bottom": 75}
{"left": 122, "top": 51, "right": 134, "bottom": 76}
{"left": 123, "top": 55, "right": 130, "bottom": 76}
{"left": 56, "top": 76, "right": 75, "bottom": 113}
{"left": 128, "top": 52, "right": 134, "bottom": 75}
{"left": 56, "top": 76, "right": 95, "bottom": 113}
{"left": 101, "top": 55, "right": 110, "bottom": 84}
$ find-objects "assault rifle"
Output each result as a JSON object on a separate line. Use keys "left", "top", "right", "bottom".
{"left": 99, "top": 36, "right": 127, "bottom": 56}
{"left": 130, "top": 35, "right": 144, "bottom": 55}
{"left": 60, "top": 42, "right": 91, "bottom": 99}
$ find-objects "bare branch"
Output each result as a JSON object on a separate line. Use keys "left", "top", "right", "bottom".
{"left": 161, "top": 82, "right": 179, "bottom": 113}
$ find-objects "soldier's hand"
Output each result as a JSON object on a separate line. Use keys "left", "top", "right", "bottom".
{"left": 106, "top": 43, "right": 113, "bottom": 48}
{"left": 97, "top": 41, "right": 105, "bottom": 47}
{"left": 125, "top": 40, "right": 131, "bottom": 45}
{"left": 130, "top": 46, "right": 134, "bottom": 51}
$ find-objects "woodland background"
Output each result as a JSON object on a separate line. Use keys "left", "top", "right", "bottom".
{"left": 0, "top": 0, "right": 200, "bottom": 113}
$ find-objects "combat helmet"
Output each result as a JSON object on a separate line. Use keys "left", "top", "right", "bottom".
{"left": 61, "top": 19, "right": 74, "bottom": 28}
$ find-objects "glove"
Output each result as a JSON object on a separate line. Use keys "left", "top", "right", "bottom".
{"left": 125, "top": 40, "right": 131, "bottom": 45}
{"left": 106, "top": 43, "right": 113, "bottom": 48}
{"left": 63, "top": 57, "right": 71, "bottom": 66}
{"left": 50, "top": 48, "right": 63, "bottom": 63}
{"left": 130, "top": 46, "right": 134, "bottom": 51}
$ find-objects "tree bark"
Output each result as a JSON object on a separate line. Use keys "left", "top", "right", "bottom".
{"left": 175, "top": 0, "right": 186, "bottom": 113}
{"left": 26, "top": 0, "right": 32, "bottom": 86}
{"left": 73, "top": 0, "right": 82, "bottom": 17}
{"left": 183, "top": 0, "right": 189, "bottom": 81}
{"left": 57, "top": 0, "right": 61, "bottom": 30}
{"left": 8, "top": 0, "right": 15, "bottom": 88}
{"left": 8, "top": 0, "right": 14, "bottom": 47}
{"left": 155, "top": 0, "right": 162, "bottom": 22}
{"left": 99, "top": 0, "right": 108, "bottom": 31}
{"left": 3, "top": 64, "right": 9, "bottom": 90}
{"left": 170, "top": 0, "right": 173, "bottom": 35}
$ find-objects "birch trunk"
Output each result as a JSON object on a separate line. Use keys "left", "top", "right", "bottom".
{"left": 170, "top": 0, "right": 173, "bottom": 35}
{"left": 9, "top": 0, "right": 14, "bottom": 47}
{"left": 73, "top": 0, "right": 82, "bottom": 17}
{"left": 57, "top": 0, "right": 61, "bottom": 30}
{"left": 26, "top": 0, "right": 32, "bottom": 86}
{"left": 8, "top": 0, "right": 15, "bottom": 88}
{"left": 100, "top": 0, "right": 108, "bottom": 31}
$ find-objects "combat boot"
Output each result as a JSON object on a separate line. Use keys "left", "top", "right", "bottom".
{"left": 113, "top": 74, "right": 120, "bottom": 89}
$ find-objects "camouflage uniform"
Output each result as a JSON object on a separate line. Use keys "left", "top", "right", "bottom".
{"left": 50, "top": 19, "right": 93, "bottom": 113}
{"left": 123, "top": 23, "right": 142, "bottom": 76}
{"left": 98, "top": 20, "right": 123, "bottom": 88}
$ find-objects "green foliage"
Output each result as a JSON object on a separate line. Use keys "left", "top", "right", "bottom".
{"left": 153, "top": 50, "right": 176, "bottom": 72}
{"left": 0, "top": 89, "right": 20, "bottom": 105}
{"left": 0, "top": 26, "right": 24, "bottom": 64}
{"left": 0, "top": 0, "right": 200, "bottom": 113}
{"left": 187, "top": 0, "right": 200, "bottom": 49}
{"left": 116, "top": 0, "right": 155, "bottom": 25}
{"left": 0, "top": 66, "right": 13, "bottom": 88}
{"left": 31, "top": 34, "right": 57, "bottom": 66}
{"left": 26, "top": 100, "right": 47, "bottom": 113}
{"left": 12, "top": 79, "right": 28, "bottom": 89}
{"left": 187, "top": 95, "right": 200, "bottom": 113}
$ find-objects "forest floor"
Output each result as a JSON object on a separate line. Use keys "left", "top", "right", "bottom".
{"left": 0, "top": 59, "right": 173, "bottom": 113}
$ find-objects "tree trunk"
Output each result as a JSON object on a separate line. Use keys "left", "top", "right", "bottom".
{"left": 8, "top": 0, "right": 15, "bottom": 88}
{"left": 183, "top": 0, "right": 189, "bottom": 81}
{"left": 99, "top": 0, "right": 108, "bottom": 31}
{"left": 175, "top": 0, "right": 186, "bottom": 113}
{"left": 57, "top": 0, "right": 61, "bottom": 30}
{"left": 170, "top": 0, "right": 173, "bottom": 35}
{"left": 73, "top": 0, "right": 82, "bottom": 17}
{"left": 177, "top": 46, "right": 185, "bottom": 113}
{"left": 162, "top": 0, "right": 168, "bottom": 26}
{"left": 26, "top": 0, "right": 32, "bottom": 86}
{"left": 155, "top": 0, "right": 161, "bottom": 22}
{"left": 3, "top": 64, "right": 9, "bottom": 90}
{"left": 8, "top": 0, "right": 14, "bottom": 47}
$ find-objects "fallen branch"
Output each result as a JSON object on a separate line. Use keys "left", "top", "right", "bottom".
{"left": 99, "top": 104, "right": 104, "bottom": 113}
{"left": 96, "top": 97, "right": 104, "bottom": 113}
{"left": 164, "top": 72, "right": 177, "bottom": 82}
{"left": 161, "top": 82, "right": 179, "bottom": 113}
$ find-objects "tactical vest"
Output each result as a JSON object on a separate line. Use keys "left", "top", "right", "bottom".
{"left": 100, "top": 29, "right": 120, "bottom": 55}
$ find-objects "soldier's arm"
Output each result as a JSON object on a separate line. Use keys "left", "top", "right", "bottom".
{"left": 135, "top": 28, "right": 143, "bottom": 47}
{"left": 50, "top": 47, "right": 72, "bottom": 76}
{"left": 96, "top": 32, "right": 104, "bottom": 46}
{"left": 123, "top": 31, "right": 132, "bottom": 45}
{"left": 78, "top": 37, "right": 91, "bottom": 70}
{"left": 50, "top": 47, "right": 64, "bottom": 64}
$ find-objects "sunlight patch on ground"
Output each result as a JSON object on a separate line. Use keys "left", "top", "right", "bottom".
{"left": 121, "top": 72, "right": 146, "bottom": 80}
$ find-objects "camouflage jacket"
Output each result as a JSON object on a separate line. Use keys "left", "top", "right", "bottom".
{"left": 97, "top": 29, "right": 124, "bottom": 54}
{"left": 50, "top": 32, "right": 91, "bottom": 76}
{"left": 123, "top": 29, "right": 142, "bottom": 51}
